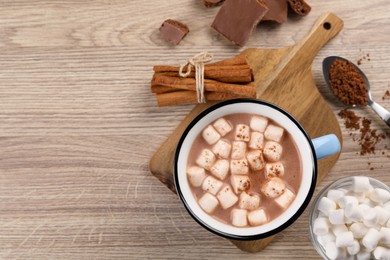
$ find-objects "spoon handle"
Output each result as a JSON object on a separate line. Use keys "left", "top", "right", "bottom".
{"left": 370, "top": 101, "right": 390, "bottom": 127}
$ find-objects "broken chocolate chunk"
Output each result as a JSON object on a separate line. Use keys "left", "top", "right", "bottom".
{"left": 262, "top": 0, "right": 288, "bottom": 23}
{"left": 287, "top": 0, "right": 311, "bottom": 16}
{"left": 211, "top": 0, "right": 269, "bottom": 46}
{"left": 159, "top": 19, "right": 189, "bottom": 45}
{"left": 203, "top": 0, "right": 225, "bottom": 7}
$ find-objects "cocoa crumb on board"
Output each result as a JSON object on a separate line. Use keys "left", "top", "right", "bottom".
{"left": 383, "top": 90, "right": 390, "bottom": 100}
{"left": 357, "top": 53, "right": 370, "bottom": 65}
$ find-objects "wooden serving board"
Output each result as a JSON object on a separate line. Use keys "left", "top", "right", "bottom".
{"left": 149, "top": 12, "right": 344, "bottom": 252}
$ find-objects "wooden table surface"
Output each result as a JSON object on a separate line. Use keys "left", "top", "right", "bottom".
{"left": 0, "top": 0, "right": 389, "bottom": 259}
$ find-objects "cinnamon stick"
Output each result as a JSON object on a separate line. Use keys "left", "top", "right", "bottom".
{"left": 152, "top": 74, "right": 256, "bottom": 97}
{"left": 156, "top": 90, "right": 246, "bottom": 107}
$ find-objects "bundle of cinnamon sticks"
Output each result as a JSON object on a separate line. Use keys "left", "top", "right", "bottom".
{"left": 151, "top": 54, "right": 256, "bottom": 106}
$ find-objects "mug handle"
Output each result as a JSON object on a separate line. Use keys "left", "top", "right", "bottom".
{"left": 312, "top": 134, "right": 341, "bottom": 160}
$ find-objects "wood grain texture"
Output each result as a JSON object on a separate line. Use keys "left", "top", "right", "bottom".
{"left": 0, "top": 0, "right": 389, "bottom": 259}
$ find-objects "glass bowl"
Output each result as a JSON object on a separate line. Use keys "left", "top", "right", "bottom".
{"left": 308, "top": 176, "right": 390, "bottom": 259}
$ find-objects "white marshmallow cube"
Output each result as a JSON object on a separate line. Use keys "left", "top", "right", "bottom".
{"left": 356, "top": 251, "right": 371, "bottom": 260}
{"left": 363, "top": 208, "right": 379, "bottom": 227}
{"left": 373, "top": 246, "right": 390, "bottom": 260}
{"left": 275, "top": 188, "right": 295, "bottom": 208}
{"left": 231, "top": 141, "right": 247, "bottom": 159}
{"left": 212, "top": 139, "right": 232, "bottom": 159}
{"left": 362, "top": 228, "right": 381, "bottom": 251}
{"left": 264, "top": 124, "right": 284, "bottom": 142}
{"left": 187, "top": 166, "right": 207, "bottom": 187}
{"left": 246, "top": 150, "right": 265, "bottom": 171}
{"left": 239, "top": 192, "right": 260, "bottom": 210}
{"left": 250, "top": 116, "right": 268, "bottom": 132}
{"left": 196, "top": 149, "right": 216, "bottom": 170}
{"left": 383, "top": 201, "right": 390, "bottom": 212}
{"left": 352, "top": 176, "right": 372, "bottom": 193}
{"left": 235, "top": 124, "right": 250, "bottom": 142}
{"left": 337, "top": 196, "right": 359, "bottom": 209}
{"left": 248, "top": 209, "right": 267, "bottom": 226}
{"left": 318, "top": 197, "right": 337, "bottom": 217}
{"left": 216, "top": 185, "right": 238, "bottom": 210}
{"left": 313, "top": 217, "right": 330, "bottom": 236}
{"left": 210, "top": 159, "right": 230, "bottom": 180}
{"left": 387, "top": 218, "right": 390, "bottom": 228}
{"left": 202, "top": 125, "right": 221, "bottom": 145}
{"left": 202, "top": 176, "right": 223, "bottom": 195}
{"left": 264, "top": 162, "right": 284, "bottom": 178}
{"left": 317, "top": 232, "right": 336, "bottom": 247}
{"left": 347, "top": 239, "right": 360, "bottom": 256}
{"left": 332, "top": 224, "right": 348, "bottom": 236}
{"left": 370, "top": 188, "right": 390, "bottom": 204}
{"left": 230, "top": 159, "right": 249, "bottom": 175}
{"left": 380, "top": 227, "right": 390, "bottom": 246}
{"left": 329, "top": 209, "right": 345, "bottom": 225}
{"left": 261, "top": 177, "right": 286, "bottom": 199}
{"left": 263, "top": 141, "right": 283, "bottom": 162}
{"left": 231, "top": 209, "right": 248, "bottom": 227}
{"left": 198, "top": 193, "right": 219, "bottom": 214}
{"left": 345, "top": 203, "right": 362, "bottom": 222}
{"left": 349, "top": 223, "right": 368, "bottom": 239}
{"left": 248, "top": 131, "right": 264, "bottom": 150}
{"left": 375, "top": 206, "right": 390, "bottom": 225}
{"left": 325, "top": 241, "right": 346, "bottom": 260}
{"left": 213, "top": 118, "right": 232, "bottom": 137}
{"left": 335, "top": 231, "right": 354, "bottom": 247}
{"left": 327, "top": 189, "right": 345, "bottom": 203}
{"left": 231, "top": 175, "right": 251, "bottom": 194}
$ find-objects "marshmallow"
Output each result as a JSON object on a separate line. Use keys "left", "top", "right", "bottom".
{"left": 358, "top": 203, "right": 371, "bottom": 213}
{"left": 347, "top": 239, "right": 360, "bottom": 256}
{"left": 246, "top": 150, "right": 265, "bottom": 171}
{"left": 231, "top": 209, "right": 248, "bottom": 227}
{"left": 356, "top": 251, "right": 371, "bottom": 260}
{"left": 248, "top": 209, "right": 267, "bottom": 226}
{"left": 318, "top": 197, "right": 337, "bottom": 217}
{"left": 352, "top": 176, "right": 372, "bottom": 193}
{"left": 264, "top": 162, "right": 284, "bottom": 178}
{"left": 230, "top": 159, "right": 249, "bottom": 175}
{"left": 335, "top": 231, "right": 354, "bottom": 247}
{"left": 337, "top": 196, "right": 359, "bottom": 209}
{"left": 187, "top": 166, "right": 207, "bottom": 187}
{"left": 380, "top": 227, "right": 390, "bottom": 246}
{"left": 248, "top": 131, "right": 264, "bottom": 150}
{"left": 263, "top": 141, "right": 283, "bottom": 162}
{"left": 362, "top": 228, "right": 381, "bottom": 251}
{"left": 329, "top": 209, "right": 346, "bottom": 225}
{"left": 212, "top": 139, "right": 232, "bottom": 159}
{"left": 213, "top": 118, "right": 232, "bottom": 137}
{"left": 373, "top": 246, "right": 390, "bottom": 260}
{"left": 361, "top": 197, "right": 376, "bottom": 207}
{"left": 383, "top": 201, "right": 390, "bottom": 212}
{"left": 274, "top": 188, "right": 295, "bottom": 209}
{"left": 370, "top": 188, "right": 390, "bottom": 204}
{"left": 317, "top": 232, "right": 336, "bottom": 247}
{"left": 261, "top": 177, "right": 286, "bottom": 199}
{"left": 198, "top": 193, "right": 219, "bottom": 214}
{"left": 387, "top": 218, "right": 390, "bottom": 228}
{"left": 196, "top": 149, "right": 216, "bottom": 170}
{"left": 235, "top": 124, "right": 250, "bottom": 142}
{"left": 264, "top": 124, "right": 284, "bottom": 142}
{"left": 313, "top": 217, "right": 330, "bottom": 236}
{"left": 231, "top": 141, "right": 247, "bottom": 159}
{"left": 345, "top": 203, "right": 362, "bottom": 222}
{"left": 349, "top": 223, "right": 368, "bottom": 239}
{"left": 231, "top": 175, "right": 251, "bottom": 194}
{"left": 332, "top": 224, "right": 348, "bottom": 236}
{"left": 363, "top": 207, "right": 379, "bottom": 227}
{"left": 250, "top": 116, "right": 268, "bottom": 132}
{"left": 239, "top": 192, "right": 260, "bottom": 210}
{"left": 202, "top": 176, "right": 223, "bottom": 195}
{"left": 216, "top": 185, "right": 238, "bottom": 209}
{"left": 327, "top": 189, "right": 345, "bottom": 203}
{"left": 210, "top": 159, "right": 230, "bottom": 180}
{"left": 325, "top": 241, "right": 346, "bottom": 260}
{"left": 202, "top": 125, "right": 221, "bottom": 145}
{"left": 375, "top": 206, "right": 390, "bottom": 225}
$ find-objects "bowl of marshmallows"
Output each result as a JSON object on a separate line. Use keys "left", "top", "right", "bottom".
{"left": 309, "top": 176, "right": 390, "bottom": 260}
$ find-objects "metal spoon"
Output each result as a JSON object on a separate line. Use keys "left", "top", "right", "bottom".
{"left": 323, "top": 56, "right": 390, "bottom": 127}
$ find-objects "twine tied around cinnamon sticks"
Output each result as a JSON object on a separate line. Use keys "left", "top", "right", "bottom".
{"left": 179, "top": 52, "right": 213, "bottom": 103}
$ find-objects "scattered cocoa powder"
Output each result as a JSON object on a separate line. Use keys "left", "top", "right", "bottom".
{"left": 329, "top": 59, "right": 368, "bottom": 106}
{"left": 382, "top": 90, "right": 390, "bottom": 100}
{"left": 357, "top": 53, "right": 370, "bottom": 65}
{"left": 338, "top": 109, "right": 361, "bottom": 129}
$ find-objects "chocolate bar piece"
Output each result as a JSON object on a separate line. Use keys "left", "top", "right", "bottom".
{"left": 203, "top": 0, "right": 225, "bottom": 7}
{"left": 211, "top": 0, "right": 269, "bottom": 46}
{"left": 159, "top": 19, "right": 189, "bottom": 45}
{"left": 262, "top": 0, "right": 288, "bottom": 23}
{"left": 287, "top": 0, "right": 311, "bottom": 16}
